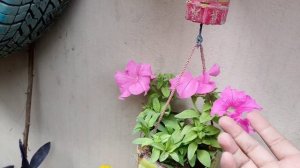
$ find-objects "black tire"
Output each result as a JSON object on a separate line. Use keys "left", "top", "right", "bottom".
{"left": 0, "top": 0, "right": 69, "bottom": 58}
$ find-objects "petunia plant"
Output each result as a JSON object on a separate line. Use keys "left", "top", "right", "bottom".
{"left": 114, "top": 60, "right": 262, "bottom": 167}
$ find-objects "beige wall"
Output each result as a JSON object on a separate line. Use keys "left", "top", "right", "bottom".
{"left": 0, "top": 0, "right": 300, "bottom": 167}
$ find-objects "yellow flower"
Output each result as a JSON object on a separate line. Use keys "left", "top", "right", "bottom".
{"left": 99, "top": 165, "right": 112, "bottom": 168}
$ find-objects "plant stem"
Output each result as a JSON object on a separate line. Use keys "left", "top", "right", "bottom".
{"left": 23, "top": 44, "right": 35, "bottom": 158}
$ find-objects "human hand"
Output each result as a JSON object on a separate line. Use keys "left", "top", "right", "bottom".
{"left": 218, "top": 112, "right": 300, "bottom": 168}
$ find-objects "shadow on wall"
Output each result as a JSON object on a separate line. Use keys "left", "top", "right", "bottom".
{"left": 0, "top": 52, "right": 28, "bottom": 122}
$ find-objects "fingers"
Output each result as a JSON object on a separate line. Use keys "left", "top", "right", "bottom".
{"left": 247, "top": 112, "right": 300, "bottom": 160}
{"left": 218, "top": 132, "right": 255, "bottom": 167}
{"left": 219, "top": 116, "right": 276, "bottom": 167}
{"left": 220, "top": 152, "right": 237, "bottom": 168}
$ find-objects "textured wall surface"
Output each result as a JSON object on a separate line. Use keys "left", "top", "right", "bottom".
{"left": 0, "top": 0, "right": 300, "bottom": 167}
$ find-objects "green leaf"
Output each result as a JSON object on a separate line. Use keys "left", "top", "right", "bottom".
{"left": 133, "top": 138, "right": 153, "bottom": 146}
{"left": 157, "top": 80, "right": 164, "bottom": 89}
{"left": 145, "top": 112, "right": 153, "bottom": 124}
{"left": 161, "top": 86, "right": 170, "bottom": 97}
{"left": 163, "top": 116, "right": 181, "bottom": 130}
{"left": 170, "top": 152, "right": 180, "bottom": 162}
{"left": 212, "top": 116, "right": 220, "bottom": 123}
{"left": 197, "top": 150, "right": 211, "bottom": 167}
{"left": 188, "top": 155, "right": 197, "bottom": 167}
{"left": 204, "top": 125, "right": 220, "bottom": 136}
{"left": 175, "top": 110, "right": 200, "bottom": 119}
{"left": 199, "top": 111, "right": 212, "bottom": 123}
{"left": 172, "top": 130, "right": 184, "bottom": 144}
{"left": 203, "top": 103, "right": 212, "bottom": 112}
{"left": 203, "top": 138, "right": 221, "bottom": 148}
{"left": 156, "top": 74, "right": 169, "bottom": 89}
{"left": 148, "top": 113, "right": 160, "bottom": 128}
{"left": 168, "top": 142, "right": 181, "bottom": 153}
{"left": 137, "top": 115, "right": 148, "bottom": 128}
{"left": 183, "top": 131, "right": 197, "bottom": 143}
{"left": 150, "top": 148, "right": 160, "bottom": 163}
{"left": 160, "top": 134, "right": 171, "bottom": 143}
{"left": 133, "top": 123, "right": 142, "bottom": 133}
{"left": 188, "top": 142, "right": 198, "bottom": 160}
{"left": 159, "top": 152, "right": 169, "bottom": 162}
{"left": 153, "top": 98, "right": 161, "bottom": 112}
{"left": 139, "top": 158, "right": 157, "bottom": 168}
{"left": 181, "top": 125, "right": 192, "bottom": 135}
{"left": 151, "top": 142, "right": 165, "bottom": 151}
{"left": 147, "top": 93, "right": 159, "bottom": 106}
{"left": 158, "top": 124, "right": 167, "bottom": 133}
{"left": 198, "top": 132, "right": 205, "bottom": 139}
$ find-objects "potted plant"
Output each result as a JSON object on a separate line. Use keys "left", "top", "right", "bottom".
{"left": 114, "top": 59, "right": 261, "bottom": 167}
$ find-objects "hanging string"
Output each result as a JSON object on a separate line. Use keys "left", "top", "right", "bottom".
{"left": 196, "top": 24, "right": 204, "bottom": 46}
{"left": 197, "top": 24, "right": 206, "bottom": 73}
{"left": 200, "top": 44, "right": 206, "bottom": 73}
{"left": 153, "top": 24, "right": 206, "bottom": 133}
{"left": 153, "top": 46, "right": 198, "bottom": 133}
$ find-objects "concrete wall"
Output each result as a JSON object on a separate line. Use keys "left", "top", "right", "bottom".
{"left": 1, "top": 0, "right": 300, "bottom": 167}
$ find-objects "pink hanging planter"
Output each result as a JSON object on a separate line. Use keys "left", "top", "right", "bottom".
{"left": 185, "top": 0, "right": 230, "bottom": 25}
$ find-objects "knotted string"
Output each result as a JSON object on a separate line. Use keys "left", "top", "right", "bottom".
{"left": 153, "top": 24, "right": 206, "bottom": 132}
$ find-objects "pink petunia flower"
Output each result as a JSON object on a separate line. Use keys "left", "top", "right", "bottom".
{"left": 114, "top": 60, "right": 154, "bottom": 100}
{"left": 208, "top": 64, "right": 220, "bottom": 77}
{"left": 170, "top": 72, "right": 199, "bottom": 99}
{"left": 211, "top": 87, "right": 262, "bottom": 133}
{"left": 196, "top": 73, "right": 216, "bottom": 94}
{"left": 169, "top": 64, "right": 221, "bottom": 99}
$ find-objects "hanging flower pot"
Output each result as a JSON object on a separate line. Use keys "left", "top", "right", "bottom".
{"left": 0, "top": 0, "right": 69, "bottom": 57}
{"left": 114, "top": 1, "right": 262, "bottom": 167}
{"left": 138, "top": 147, "right": 222, "bottom": 168}
{"left": 186, "top": 0, "right": 230, "bottom": 25}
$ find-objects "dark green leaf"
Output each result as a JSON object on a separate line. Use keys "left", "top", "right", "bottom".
{"left": 212, "top": 116, "right": 220, "bottom": 123}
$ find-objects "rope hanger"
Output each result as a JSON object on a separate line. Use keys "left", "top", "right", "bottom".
{"left": 153, "top": 24, "right": 206, "bottom": 132}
